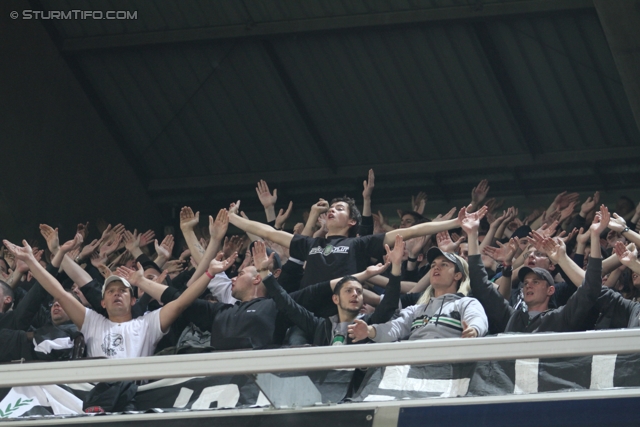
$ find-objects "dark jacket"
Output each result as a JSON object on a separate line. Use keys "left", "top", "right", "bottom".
{"left": 594, "top": 287, "right": 640, "bottom": 330}
{"left": 468, "top": 254, "right": 602, "bottom": 334}
{"left": 262, "top": 273, "right": 401, "bottom": 346}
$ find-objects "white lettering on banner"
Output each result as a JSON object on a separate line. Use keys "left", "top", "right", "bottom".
{"left": 191, "top": 385, "right": 240, "bottom": 409}
{"left": 514, "top": 358, "right": 539, "bottom": 394}
{"left": 377, "top": 365, "right": 470, "bottom": 397}
{"left": 590, "top": 355, "right": 617, "bottom": 389}
{"left": 173, "top": 387, "right": 194, "bottom": 408}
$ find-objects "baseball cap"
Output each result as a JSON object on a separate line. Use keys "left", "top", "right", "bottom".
{"left": 101, "top": 275, "right": 133, "bottom": 297}
{"left": 518, "top": 267, "right": 555, "bottom": 287}
{"left": 426, "top": 247, "right": 466, "bottom": 278}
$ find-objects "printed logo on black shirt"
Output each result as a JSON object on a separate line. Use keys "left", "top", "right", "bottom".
{"left": 309, "top": 245, "right": 350, "bottom": 256}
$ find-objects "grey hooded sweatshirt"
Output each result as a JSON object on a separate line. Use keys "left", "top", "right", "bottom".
{"left": 372, "top": 293, "right": 488, "bottom": 342}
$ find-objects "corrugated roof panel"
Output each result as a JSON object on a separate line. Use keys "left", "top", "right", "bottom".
{"left": 273, "top": 24, "right": 526, "bottom": 167}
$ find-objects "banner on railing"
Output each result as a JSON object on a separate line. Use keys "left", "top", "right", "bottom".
{"left": 2, "top": 354, "right": 640, "bottom": 419}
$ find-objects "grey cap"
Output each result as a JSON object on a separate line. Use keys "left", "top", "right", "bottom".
{"left": 518, "top": 267, "right": 555, "bottom": 287}
{"left": 426, "top": 247, "right": 466, "bottom": 279}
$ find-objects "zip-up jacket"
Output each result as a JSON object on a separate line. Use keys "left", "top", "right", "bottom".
{"left": 468, "top": 254, "right": 602, "bottom": 334}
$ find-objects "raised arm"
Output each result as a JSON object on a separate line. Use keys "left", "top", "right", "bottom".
{"left": 609, "top": 213, "right": 640, "bottom": 248}
{"left": 362, "top": 169, "right": 375, "bottom": 217}
{"left": 4, "top": 240, "right": 86, "bottom": 328}
{"left": 187, "top": 209, "right": 229, "bottom": 286}
{"left": 159, "top": 252, "right": 236, "bottom": 332}
{"left": 41, "top": 225, "right": 94, "bottom": 287}
{"left": 384, "top": 205, "right": 487, "bottom": 246}
{"left": 256, "top": 180, "right": 278, "bottom": 223}
{"left": 301, "top": 199, "right": 329, "bottom": 237}
{"left": 179, "top": 207, "right": 206, "bottom": 264}
{"left": 228, "top": 200, "right": 294, "bottom": 247}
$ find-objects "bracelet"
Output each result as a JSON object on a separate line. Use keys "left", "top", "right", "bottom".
{"left": 205, "top": 271, "right": 214, "bottom": 279}
{"left": 407, "top": 257, "right": 418, "bottom": 263}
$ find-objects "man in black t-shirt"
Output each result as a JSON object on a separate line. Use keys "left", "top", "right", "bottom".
{"left": 229, "top": 197, "right": 474, "bottom": 288}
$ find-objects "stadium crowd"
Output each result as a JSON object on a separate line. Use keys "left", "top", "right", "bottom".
{"left": 2, "top": 171, "right": 640, "bottom": 368}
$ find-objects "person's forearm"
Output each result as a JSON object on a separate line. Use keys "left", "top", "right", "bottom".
{"left": 555, "top": 254, "right": 586, "bottom": 287}
{"left": 495, "top": 275, "right": 511, "bottom": 300}
{"left": 60, "top": 254, "right": 93, "bottom": 287}
{"left": 467, "top": 229, "right": 480, "bottom": 256}
{"left": 264, "top": 206, "right": 276, "bottom": 223}
{"left": 621, "top": 228, "right": 640, "bottom": 247}
{"left": 385, "top": 218, "right": 459, "bottom": 245}
{"left": 136, "top": 277, "right": 169, "bottom": 301}
{"left": 301, "top": 211, "right": 319, "bottom": 237}
{"left": 229, "top": 213, "right": 293, "bottom": 247}
{"left": 187, "top": 235, "right": 223, "bottom": 286}
{"left": 604, "top": 269, "right": 623, "bottom": 288}
{"left": 181, "top": 227, "right": 205, "bottom": 265}
{"left": 362, "top": 198, "right": 372, "bottom": 217}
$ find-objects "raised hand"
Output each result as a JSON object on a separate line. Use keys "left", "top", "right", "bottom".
{"left": 471, "top": 179, "right": 490, "bottom": 206}
{"left": 540, "top": 237, "right": 566, "bottom": 264}
{"left": 60, "top": 233, "right": 83, "bottom": 254}
{"left": 576, "top": 227, "right": 590, "bottom": 246}
{"left": 222, "top": 235, "right": 244, "bottom": 259}
{"left": 459, "top": 204, "right": 489, "bottom": 234}
{"left": 412, "top": 191, "right": 427, "bottom": 214}
{"left": 558, "top": 201, "right": 578, "bottom": 222}
{"left": 433, "top": 207, "right": 457, "bottom": 222}
{"left": 362, "top": 169, "right": 375, "bottom": 200}
{"left": 115, "top": 262, "right": 144, "bottom": 286}
{"left": 613, "top": 241, "right": 638, "bottom": 266}
{"left": 3, "top": 239, "right": 35, "bottom": 262}
{"left": 535, "top": 219, "right": 559, "bottom": 238}
{"left": 78, "top": 239, "right": 101, "bottom": 262}
{"left": 553, "top": 191, "right": 580, "bottom": 210}
{"left": 90, "top": 251, "right": 108, "bottom": 270}
{"left": 385, "top": 234, "right": 406, "bottom": 266}
{"left": 39, "top": 224, "right": 60, "bottom": 254}
{"left": 123, "top": 229, "right": 141, "bottom": 253}
{"left": 591, "top": 205, "right": 611, "bottom": 236}
{"left": 228, "top": 200, "right": 241, "bottom": 216}
{"left": 482, "top": 238, "right": 519, "bottom": 264}
{"left": 405, "top": 235, "right": 429, "bottom": 258}
{"left": 436, "top": 231, "right": 466, "bottom": 253}
{"left": 580, "top": 191, "right": 600, "bottom": 216}
{"left": 76, "top": 222, "right": 90, "bottom": 241}
{"left": 275, "top": 201, "right": 293, "bottom": 230}
{"left": 139, "top": 230, "right": 156, "bottom": 248}
{"left": 155, "top": 235, "right": 174, "bottom": 260}
{"left": 251, "top": 241, "right": 272, "bottom": 272}
{"left": 101, "top": 223, "right": 125, "bottom": 244}
{"left": 310, "top": 199, "right": 329, "bottom": 216}
{"left": 608, "top": 213, "right": 627, "bottom": 233}
{"left": 209, "top": 209, "right": 229, "bottom": 242}
{"left": 100, "top": 235, "right": 121, "bottom": 258}
{"left": 164, "top": 259, "right": 186, "bottom": 275}
{"left": 179, "top": 207, "right": 200, "bottom": 229}
{"left": 364, "top": 262, "right": 390, "bottom": 278}
{"left": 256, "top": 180, "right": 277, "bottom": 208}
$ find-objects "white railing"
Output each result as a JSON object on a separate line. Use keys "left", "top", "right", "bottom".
{"left": 2, "top": 329, "right": 640, "bottom": 387}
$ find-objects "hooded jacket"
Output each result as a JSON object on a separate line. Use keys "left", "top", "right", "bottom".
{"left": 372, "top": 293, "right": 488, "bottom": 342}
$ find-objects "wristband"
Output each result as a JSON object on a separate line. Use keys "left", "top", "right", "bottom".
{"left": 407, "top": 257, "right": 418, "bottom": 263}
{"left": 502, "top": 265, "right": 513, "bottom": 278}
{"left": 257, "top": 267, "right": 269, "bottom": 273}
{"left": 205, "top": 271, "right": 214, "bottom": 279}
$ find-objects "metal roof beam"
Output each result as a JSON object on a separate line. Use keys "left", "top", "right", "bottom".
{"left": 60, "top": 0, "right": 594, "bottom": 53}
{"left": 148, "top": 147, "right": 639, "bottom": 192}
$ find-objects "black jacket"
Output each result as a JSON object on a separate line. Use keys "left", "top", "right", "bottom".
{"left": 468, "top": 254, "right": 602, "bottom": 334}
{"left": 262, "top": 273, "right": 401, "bottom": 346}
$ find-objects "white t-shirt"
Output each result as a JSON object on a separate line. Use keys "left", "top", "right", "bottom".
{"left": 80, "top": 308, "right": 166, "bottom": 359}
{"left": 207, "top": 272, "right": 238, "bottom": 304}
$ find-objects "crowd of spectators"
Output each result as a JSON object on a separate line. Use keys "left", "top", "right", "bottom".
{"left": 2, "top": 172, "right": 640, "bottom": 369}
